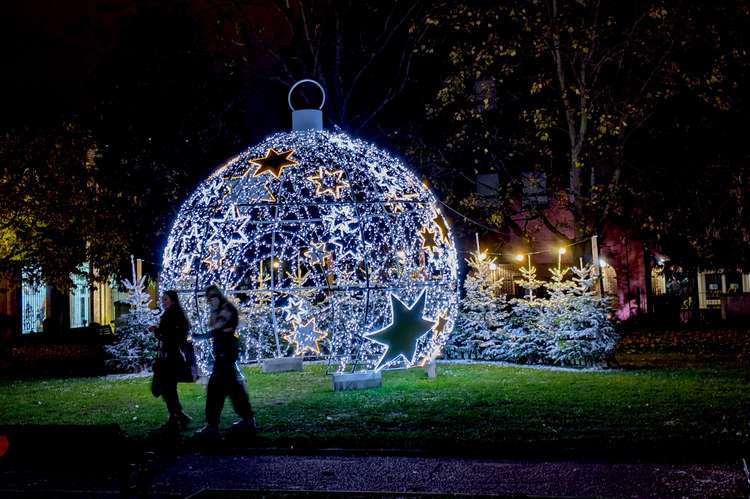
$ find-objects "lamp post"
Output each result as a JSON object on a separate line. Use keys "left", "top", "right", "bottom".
{"left": 558, "top": 247, "right": 566, "bottom": 271}
{"left": 515, "top": 253, "right": 532, "bottom": 298}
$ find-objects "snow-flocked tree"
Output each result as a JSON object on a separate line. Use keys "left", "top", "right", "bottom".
{"left": 447, "top": 253, "right": 618, "bottom": 367}
{"left": 105, "top": 258, "right": 159, "bottom": 372}
{"left": 446, "top": 250, "right": 507, "bottom": 359}
{"left": 503, "top": 263, "right": 548, "bottom": 363}
{"left": 543, "top": 265, "right": 618, "bottom": 366}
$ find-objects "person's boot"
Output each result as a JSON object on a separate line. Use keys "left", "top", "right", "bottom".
{"left": 230, "top": 416, "right": 257, "bottom": 438}
{"left": 194, "top": 424, "right": 221, "bottom": 441}
{"left": 175, "top": 411, "right": 192, "bottom": 430}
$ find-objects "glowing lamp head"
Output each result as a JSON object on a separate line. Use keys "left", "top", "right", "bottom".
{"left": 489, "top": 263, "right": 497, "bottom": 271}
{"left": 515, "top": 254, "right": 525, "bottom": 262}
{"left": 558, "top": 247, "right": 567, "bottom": 255}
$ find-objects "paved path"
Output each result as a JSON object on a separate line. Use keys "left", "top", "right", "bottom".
{"left": 147, "top": 453, "right": 746, "bottom": 498}
{"left": 1, "top": 452, "right": 746, "bottom": 497}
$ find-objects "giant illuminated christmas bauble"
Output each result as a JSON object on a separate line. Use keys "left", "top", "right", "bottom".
{"left": 161, "top": 129, "right": 459, "bottom": 372}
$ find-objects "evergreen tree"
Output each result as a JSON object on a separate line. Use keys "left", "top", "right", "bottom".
{"left": 544, "top": 265, "right": 618, "bottom": 366}
{"left": 104, "top": 259, "right": 158, "bottom": 372}
{"left": 505, "top": 263, "right": 548, "bottom": 363}
{"left": 447, "top": 251, "right": 507, "bottom": 359}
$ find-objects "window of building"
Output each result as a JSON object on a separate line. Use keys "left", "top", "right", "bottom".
{"left": 651, "top": 267, "right": 666, "bottom": 296}
{"left": 521, "top": 172, "right": 548, "bottom": 209}
{"left": 602, "top": 265, "right": 618, "bottom": 296}
{"left": 70, "top": 264, "right": 91, "bottom": 328}
{"left": 493, "top": 263, "right": 517, "bottom": 295}
{"left": 475, "top": 173, "right": 499, "bottom": 197}
{"left": 21, "top": 273, "right": 46, "bottom": 334}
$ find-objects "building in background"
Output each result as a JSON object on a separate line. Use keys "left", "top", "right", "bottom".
{"left": 472, "top": 172, "right": 750, "bottom": 324}
{"left": 0, "top": 263, "right": 156, "bottom": 336}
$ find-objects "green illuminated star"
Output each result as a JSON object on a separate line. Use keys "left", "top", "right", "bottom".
{"left": 366, "top": 291, "right": 435, "bottom": 369}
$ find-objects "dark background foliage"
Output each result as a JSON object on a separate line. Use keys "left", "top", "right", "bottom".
{"left": 1, "top": 0, "right": 748, "bottom": 288}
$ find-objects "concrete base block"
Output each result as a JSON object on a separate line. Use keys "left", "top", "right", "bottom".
{"left": 332, "top": 371, "right": 382, "bottom": 391}
{"left": 425, "top": 360, "right": 438, "bottom": 378}
{"left": 261, "top": 357, "right": 303, "bottom": 373}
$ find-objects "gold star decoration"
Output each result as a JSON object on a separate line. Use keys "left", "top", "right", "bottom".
{"left": 251, "top": 148, "right": 299, "bottom": 179}
{"left": 433, "top": 213, "right": 450, "bottom": 241}
{"left": 201, "top": 244, "right": 226, "bottom": 271}
{"left": 283, "top": 318, "right": 328, "bottom": 356}
{"left": 433, "top": 313, "right": 449, "bottom": 335}
{"left": 420, "top": 227, "right": 438, "bottom": 252}
{"left": 307, "top": 167, "right": 350, "bottom": 198}
{"left": 384, "top": 192, "right": 419, "bottom": 214}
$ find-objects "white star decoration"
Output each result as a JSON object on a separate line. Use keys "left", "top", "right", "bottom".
{"left": 284, "top": 318, "right": 328, "bottom": 356}
{"left": 282, "top": 296, "right": 310, "bottom": 323}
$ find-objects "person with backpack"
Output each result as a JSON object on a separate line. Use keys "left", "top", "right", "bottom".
{"left": 194, "top": 284, "right": 256, "bottom": 439}
{"left": 149, "top": 290, "right": 195, "bottom": 431}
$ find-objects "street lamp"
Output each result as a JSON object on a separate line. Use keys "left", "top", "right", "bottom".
{"left": 489, "top": 262, "right": 497, "bottom": 283}
{"left": 557, "top": 247, "right": 566, "bottom": 270}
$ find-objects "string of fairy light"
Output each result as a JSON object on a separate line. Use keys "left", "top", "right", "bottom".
{"left": 436, "top": 199, "right": 608, "bottom": 272}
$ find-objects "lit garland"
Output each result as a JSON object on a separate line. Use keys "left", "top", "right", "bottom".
{"left": 161, "top": 130, "right": 459, "bottom": 372}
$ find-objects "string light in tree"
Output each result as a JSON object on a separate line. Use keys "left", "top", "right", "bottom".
{"left": 160, "top": 79, "right": 459, "bottom": 373}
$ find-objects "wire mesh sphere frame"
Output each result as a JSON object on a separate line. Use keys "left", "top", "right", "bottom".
{"left": 160, "top": 130, "right": 459, "bottom": 373}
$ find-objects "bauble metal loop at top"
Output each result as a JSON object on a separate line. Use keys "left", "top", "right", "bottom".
{"left": 288, "top": 79, "right": 326, "bottom": 111}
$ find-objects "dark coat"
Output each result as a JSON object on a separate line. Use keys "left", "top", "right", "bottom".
{"left": 154, "top": 305, "right": 190, "bottom": 376}
{"left": 207, "top": 300, "right": 240, "bottom": 362}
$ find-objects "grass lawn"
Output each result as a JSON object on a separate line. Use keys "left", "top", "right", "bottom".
{"left": 1, "top": 363, "right": 748, "bottom": 460}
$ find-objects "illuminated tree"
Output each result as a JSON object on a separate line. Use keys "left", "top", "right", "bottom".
{"left": 540, "top": 265, "right": 617, "bottom": 366}
{"left": 447, "top": 250, "right": 507, "bottom": 359}
{"left": 105, "top": 260, "right": 159, "bottom": 372}
{"left": 0, "top": 123, "right": 128, "bottom": 289}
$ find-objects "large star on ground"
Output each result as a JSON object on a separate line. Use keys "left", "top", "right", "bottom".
{"left": 366, "top": 291, "right": 435, "bottom": 369}
{"left": 250, "top": 148, "right": 299, "bottom": 179}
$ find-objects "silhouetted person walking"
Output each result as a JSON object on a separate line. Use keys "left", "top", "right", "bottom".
{"left": 195, "top": 285, "right": 256, "bottom": 439}
{"left": 150, "top": 290, "right": 193, "bottom": 430}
